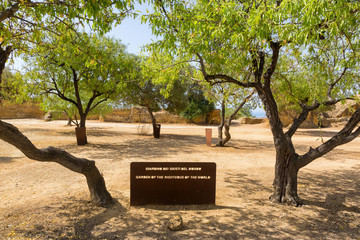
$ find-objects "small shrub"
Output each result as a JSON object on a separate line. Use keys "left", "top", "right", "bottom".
{"left": 136, "top": 124, "right": 151, "bottom": 135}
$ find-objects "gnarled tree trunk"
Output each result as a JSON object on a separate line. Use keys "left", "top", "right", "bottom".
{"left": 217, "top": 92, "right": 254, "bottom": 147}
{"left": 269, "top": 140, "right": 301, "bottom": 206}
{"left": 0, "top": 120, "right": 113, "bottom": 207}
{"left": 0, "top": 45, "right": 12, "bottom": 99}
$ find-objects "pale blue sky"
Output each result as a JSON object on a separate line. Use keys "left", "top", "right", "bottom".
{"left": 106, "top": 4, "right": 155, "bottom": 55}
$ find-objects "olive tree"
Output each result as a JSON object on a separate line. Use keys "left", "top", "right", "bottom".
{"left": 145, "top": 0, "right": 360, "bottom": 205}
{"left": 120, "top": 54, "right": 190, "bottom": 137}
{"left": 202, "top": 83, "right": 256, "bottom": 146}
{"left": 25, "top": 32, "right": 132, "bottom": 144}
{"left": 0, "top": 0, "right": 133, "bottom": 206}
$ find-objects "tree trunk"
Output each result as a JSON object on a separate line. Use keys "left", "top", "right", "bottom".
{"left": 217, "top": 124, "right": 231, "bottom": 146}
{"left": 259, "top": 90, "right": 302, "bottom": 205}
{"left": 0, "top": 120, "right": 113, "bottom": 207}
{"left": 217, "top": 99, "right": 226, "bottom": 146}
{"left": 270, "top": 147, "right": 301, "bottom": 206}
{"left": 222, "top": 124, "right": 231, "bottom": 145}
{"left": 75, "top": 114, "right": 88, "bottom": 145}
{"left": 217, "top": 124, "right": 224, "bottom": 146}
{"left": 146, "top": 106, "right": 160, "bottom": 138}
{"left": 0, "top": 45, "right": 12, "bottom": 99}
{"left": 66, "top": 117, "right": 72, "bottom": 126}
{"left": 217, "top": 92, "right": 253, "bottom": 147}
{"left": 75, "top": 126, "right": 87, "bottom": 145}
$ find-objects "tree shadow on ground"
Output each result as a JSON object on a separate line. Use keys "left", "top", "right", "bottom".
{"left": 299, "top": 165, "right": 360, "bottom": 211}
{"left": 226, "top": 139, "right": 275, "bottom": 151}
{"left": 20, "top": 126, "right": 133, "bottom": 138}
{"left": 10, "top": 165, "right": 360, "bottom": 239}
{"left": 224, "top": 173, "right": 272, "bottom": 197}
{"left": 0, "top": 156, "right": 22, "bottom": 163}
{"left": 53, "top": 127, "right": 130, "bottom": 138}
{"left": 21, "top": 128, "right": 54, "bottom": 134}
{"left": 296, "top": 129, "right": 337, "bottom": 138}
{"left": 63, "top": 134, "right": 207, "bottom": 160}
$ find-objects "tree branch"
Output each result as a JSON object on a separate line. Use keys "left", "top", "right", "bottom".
{"left": 263, "top": 41, "right": 281, "bottom": 88}
{"left": 296, "top": 107, "right": 360, "bottom": 169}
{"left": 0, "top": 120, "right": 113, "bottom": 206}
{"left": 286, "top": 98, "right": 344, "bottom": 138}
{"left": 228, "top": 91, "right": 255, "bottom": 125}
{"left": 88, "top": 97, "right": 108, "bottom": 113}
{"left": 84, "top": 90, "right": 103, "bottom": 116}
{"left": 70, "top": 66, "right": 84, "bottom": 114}
{"left": 196, "top": 53, "right": 256, "bottom": 88}
{"left": 48, "top": 76, "right": 78, "bottom": 107}
{"left": 327, "top": 67, "right": 347, "bottom": 101}
{"left": 0, "top": 2, "right": 20, "bottom": 22}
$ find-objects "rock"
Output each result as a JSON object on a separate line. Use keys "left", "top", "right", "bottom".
{"left": 43, "top": 110, "right": 66, "bottom": 121}
{"left": 326, "top": 100, "right": 360, "bottom": 118}
{"left": 167, "top": 215, "right": 184, "bottom": 231}
{"left": 279, "top": 109, "right": 329, "bottom": 128}
{"left": 318, "top": 116, "right": 331, "bottom": 128}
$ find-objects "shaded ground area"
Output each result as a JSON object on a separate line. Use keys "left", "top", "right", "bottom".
{"left": 0, "top": 119, "right": 359, "bottom": 239}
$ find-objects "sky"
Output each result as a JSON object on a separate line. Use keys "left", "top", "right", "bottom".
{"left": 106, "top": 3, "right": 155, "bottom": 55}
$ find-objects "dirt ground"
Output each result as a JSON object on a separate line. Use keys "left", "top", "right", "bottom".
{"left": 0, "top": 119, "right": 359, "bottom": 240}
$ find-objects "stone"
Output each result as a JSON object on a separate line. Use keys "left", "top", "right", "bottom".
{"left": 168, "top": 215, "right": 184, "bottom": 231}
{"left": 318, "top": 116, "right": 331, "bottom": 128}
{"left": 326, "top": 100, "right": 360, "bottom": 118}
{"left": 43, "top": 110, "right": 66, "bottom": 121}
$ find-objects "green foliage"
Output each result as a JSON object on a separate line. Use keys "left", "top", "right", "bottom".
{"left": 180, "top": 83, "right": 214, "bottom": 120}
{"left": 226, "top": 107, "right": 253, "bottom": 119}
{"left": 0, "top": 0, "right": 133, "bottom": 57}
{"left": 273, "top": 38, "right": 360, "bottom": 114}
{"left": 24, "top": 31, "right": 133, "bottom": 126}
{"left": 202, "top": 83, "right": 257, "bottom": 119}
{"left": 119, "top": 54, "right": 190, "bottom": 115}
{"left": 144, "top": 0, "right": 360, "bottom": 116}
{"left": 0, "top": 67, "right": 35, "bottom": 103}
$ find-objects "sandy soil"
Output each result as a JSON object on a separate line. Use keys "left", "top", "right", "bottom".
{"left": 0, "top": 119, "right": 359, "bottom": 240}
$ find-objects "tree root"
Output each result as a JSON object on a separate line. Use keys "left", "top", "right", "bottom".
{"left": 269, "top": 194, "right": 303, "bottom": 207}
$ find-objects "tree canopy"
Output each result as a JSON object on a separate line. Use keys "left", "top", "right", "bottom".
{"left": 144, "top": 0, "right": 360, "bottom": 205}
{"left": 0, "top": 0, "right": 131, "bottom": 50}
{"left": 24, "top": 31, "right": 134, "bottom": 144}
{"left": 0, "top": 0, "right": 135, "bottom": 206}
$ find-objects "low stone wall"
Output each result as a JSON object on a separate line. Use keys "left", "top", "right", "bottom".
{"left": 100, "top": 109, "right": 132, "bottom": 122}
{"left": 239, "top": 117, "right": 268, "bottom": 125}
{"left": 0, "top": 102, "right": 222, "bottom": 124}
{"left": 154, "top": 111, "right": 188, "bottom": 124}
{"left": 0, "top": 101, "right": 45, "bottom": 119}
{"left": 102, "top": 107, "right": 191, "bottom": 124}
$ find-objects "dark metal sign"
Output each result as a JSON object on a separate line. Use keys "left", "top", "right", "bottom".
{"left": 130, "top": 162, "right": 216, "bottom": 206}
